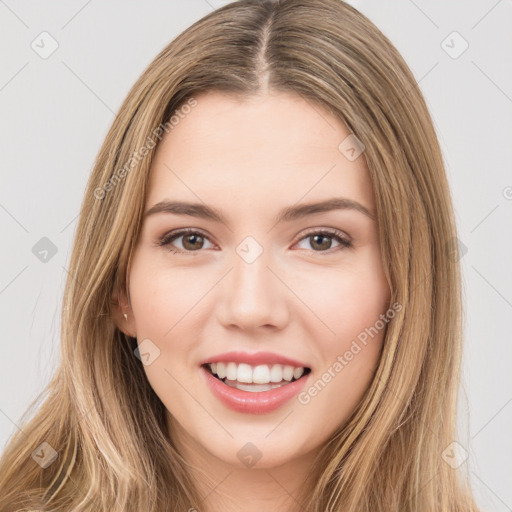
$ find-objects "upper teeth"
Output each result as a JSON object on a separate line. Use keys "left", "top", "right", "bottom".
{"left": 209, "top": 362, "right": 305, "bottom": 384}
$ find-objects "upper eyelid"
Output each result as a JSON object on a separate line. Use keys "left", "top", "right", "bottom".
{"left": 159, "top": 228, "right": 212, "bottom": 245}
{"left": 159, "top": 227, "right": 351, "bottom": 248}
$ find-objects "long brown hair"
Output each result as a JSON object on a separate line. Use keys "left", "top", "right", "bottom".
{"left": 0, "top": 0, "right": 481, "bottom": 510}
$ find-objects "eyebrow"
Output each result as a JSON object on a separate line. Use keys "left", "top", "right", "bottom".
{"left": 143, "top": 197, "right": 375, "bottom": 224}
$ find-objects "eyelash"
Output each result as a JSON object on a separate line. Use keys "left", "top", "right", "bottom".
{"left": 156, "top": 228, "right": 352, "bottom": 256}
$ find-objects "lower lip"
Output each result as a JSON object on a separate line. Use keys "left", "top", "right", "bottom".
{"left": 201, "top": 366, "right": 310, "bottom": 414}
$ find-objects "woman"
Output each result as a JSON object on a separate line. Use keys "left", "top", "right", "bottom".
{"left": 0, "top": 0, "right": 482, "bottom": 510}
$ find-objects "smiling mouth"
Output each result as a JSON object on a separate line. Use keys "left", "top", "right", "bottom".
{"left": 202, "top": 363, "right": 312, "bottom": 392}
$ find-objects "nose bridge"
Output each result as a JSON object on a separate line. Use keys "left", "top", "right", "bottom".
{"left": 217, "top": 235, "right": 288, "bottom": 329}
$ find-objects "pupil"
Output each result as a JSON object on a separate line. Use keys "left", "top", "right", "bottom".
{"left": 184, "top": 234, "right": 202, "bottom": 250}
{"left": 313, "top": 234, "right": 330, "bottom": 250}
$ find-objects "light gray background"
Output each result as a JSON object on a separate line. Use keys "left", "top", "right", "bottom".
{"left": 1, "top": 1, "right": 511, "bottom": 510}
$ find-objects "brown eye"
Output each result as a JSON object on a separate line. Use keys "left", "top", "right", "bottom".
{"left": 182, "top": 233, "right": 205, "bottom": 250}
{"left": 295, "top": 230, "right": 352, "bottom": 253}
{"left": 309, "top": 234, "right": 333, "bottom": 251}
{"left": 157, "top": 228, "right": 351, "bottom": 256}
{"left": 158, "top": 229, "right": 214, "bottom": 255}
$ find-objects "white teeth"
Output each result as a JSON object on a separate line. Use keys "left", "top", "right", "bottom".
{"left": 207, "top": 362, "right": 307, "bottom": 384}
{"left": 237, "top": 363, "right": 253, "bottom": 383}
{"left": 293, "top": 367, "right": 305, "bottom": 380}
{"left": 226, "top": 362, "right": 237, "bottom": 381}
{"left": 225, "top": 381, "right": 288, "bottom": 392}
{"left": 216, "top": 362, "right": 226, "bottom": 379}
{"left": 282, "top": 365, "right": 294, "bottom": 382}
{"left": 269, "top": 364, "right": 283, "bottom": 382}
{"left": 253, "top": 365, "right": 270, "bottom": 384}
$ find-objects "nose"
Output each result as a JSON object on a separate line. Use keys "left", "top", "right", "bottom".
{"left": 215, "top": 245, "right": 290, "bottom": 332}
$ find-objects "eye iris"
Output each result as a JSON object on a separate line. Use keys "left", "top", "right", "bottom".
{"left": 183, "top": 233, "right": 204, "bottom": 250}
{"left": 311, "top": 234, "right": 332, "bottom": 251}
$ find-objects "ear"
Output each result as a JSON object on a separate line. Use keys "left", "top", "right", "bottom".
{"left": 111, "top": 286, "right": 137, "bottom": 338}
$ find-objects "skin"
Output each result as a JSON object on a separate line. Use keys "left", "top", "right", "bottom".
{"left": 113, "top": 90, "right": 390, "bottom": 512}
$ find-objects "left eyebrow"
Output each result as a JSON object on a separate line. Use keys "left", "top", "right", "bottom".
{"left": 276, "top": 197, "right": 375, "bottom": 223}
{"left": 143, "top": 197, "right": 376, "bottom": 224}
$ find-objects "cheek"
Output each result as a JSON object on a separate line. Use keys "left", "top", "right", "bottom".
{"left": 128, "top": 262, "right": 206, "bottom": 416}
{"left": 297, "top": 261, "right": 389, "bottom": 429}
{"left": 129, "top": 256, "right": 203, "bottom": 334}
{"left": 128, "top": 261, "right": 202, "bottom": 367}
{"left": 298, "top": 249, "right": 389, "bottom": 346}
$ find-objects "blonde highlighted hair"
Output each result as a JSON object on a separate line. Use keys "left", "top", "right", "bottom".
{"left": 0, "top": 0, "right": 480, "bottom": 510}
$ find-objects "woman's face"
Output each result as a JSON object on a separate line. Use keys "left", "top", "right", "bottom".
{"left": 118, "top": 90, "right": 390, "bottom": 469}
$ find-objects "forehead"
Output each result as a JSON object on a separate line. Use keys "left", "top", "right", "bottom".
{"left": 145, "top": 91, "right": 375, "bottom": 216}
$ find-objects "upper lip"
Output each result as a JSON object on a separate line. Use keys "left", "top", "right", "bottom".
{"left": 200, "top": 351, "right": 310, "bottom": 369}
